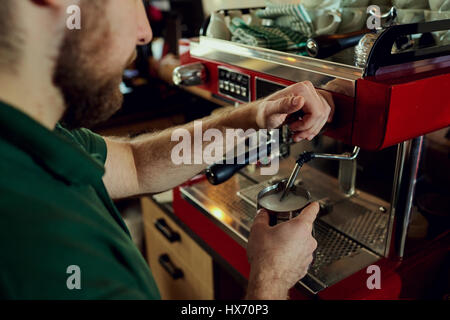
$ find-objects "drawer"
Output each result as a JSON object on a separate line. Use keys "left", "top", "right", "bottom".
{"left": 144, "top": 218, "right": 213, "bottom": 300}
{"left": 141, "top": 197, "right": 213, "bottom": 299}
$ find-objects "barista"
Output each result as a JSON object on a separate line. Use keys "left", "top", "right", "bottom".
{"left": 0, "top": 0, "right": 333, "bottom": 299}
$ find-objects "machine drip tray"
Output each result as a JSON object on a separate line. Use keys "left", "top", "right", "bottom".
{"left": 180, "top": 165, "right": 390, "bottom": 294}
{"left": 237, "top": 180, "right": 388, "bottom": 292}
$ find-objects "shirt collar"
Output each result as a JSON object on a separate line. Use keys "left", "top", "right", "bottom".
{"left": 0, "top": 101, "right": 105, "bottom": 186}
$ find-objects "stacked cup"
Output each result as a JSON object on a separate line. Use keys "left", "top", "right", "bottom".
{"left": 302, "top": 0, "right": 368, "bottom": 35}
{"left": 302, "top": 0, "right": 343, "bottom": 35}
{"left": 339, "top": 0, "right": 371, "bottom": 33}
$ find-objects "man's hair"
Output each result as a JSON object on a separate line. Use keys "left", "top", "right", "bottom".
{"left": 0, "top": 0, "right": 21, "bottom": 71}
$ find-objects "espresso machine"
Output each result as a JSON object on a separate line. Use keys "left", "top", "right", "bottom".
{"left": 170, "top": 8, "right": 450, "bottom": 298}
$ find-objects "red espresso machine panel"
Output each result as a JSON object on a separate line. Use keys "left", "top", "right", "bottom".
{"left": 177, "top": 19, "right": 450, "bottom": 151}
{"left": 172, "top": 19, "right": 450, "bottom": 299}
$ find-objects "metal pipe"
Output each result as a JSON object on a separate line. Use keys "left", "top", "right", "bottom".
{"left": 393, "top": 136, "right": 424, "bottom": 258}
{"left": 311, "top": 146, "right": 360, "bottom": 161}
{"left": 279, "top": 147, "right": 361, "bottom": 201}
{"left": 385, "top": 141, "right": 407, "bottom": 258}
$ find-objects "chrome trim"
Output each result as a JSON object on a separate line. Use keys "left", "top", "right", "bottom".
{"left": 385, "top": 142, "right": 406, "bottom": 258}
{"left": 393, "top": 136, "right": 424, "bottom": 258}
{"left": 191, "top": 37, "right": 364, "bottom": 97}
{"left": 312, "top": 146, "right": 361, "bottom": 161}
{"left": 338, "top": 158, "right": 357, "bottom": 196}
{"left": 173, "top": 62, "right": 208, "bottom": 86}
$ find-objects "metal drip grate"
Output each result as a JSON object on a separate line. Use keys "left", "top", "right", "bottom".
{"left": 310, "top": 221, "right": 362, "bottom": 277}
{"left": 181, "top": 173, "right": 385, "bottom": 292}
{"left": 322, "top": 200, "right": 389, "bottom": 254}
{"left": 340, "top": 206, "right": 388, "bottom": 247}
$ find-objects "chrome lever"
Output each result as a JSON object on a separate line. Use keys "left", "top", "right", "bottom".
{"left": 173, "top": 62, "right": 208, "bottom": 86}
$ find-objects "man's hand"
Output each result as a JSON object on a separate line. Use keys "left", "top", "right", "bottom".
{"left": 246, "top": 202, "right": 319, "bottom": 300}
{"left": 254, "top": 81, "right": 335, "bottom": 142}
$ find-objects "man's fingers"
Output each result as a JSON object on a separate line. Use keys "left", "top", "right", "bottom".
{"left": 267, "top": 96, "right": 305, "bottom": 117}
{"left": 289, "top": 114, "right": 316, "bottom": 132}
{"left": 306, "top": 116, "right": 328, "bottom": 141}
{"left": 292, "top": 132, "right": 305, "bottom": 142}
{"left": 317, "top": 90, "right": 335, "bottom": 123}
{"left": 267, "top": 82, "right": 310, "bottom": 100}
{"left": 289, "top": 99, "right": 330, "bottom": 140}
{"left": 294, "top": 202, "right": 320, "bottom": 226}
{"left": 251, "top": 209, "right": 270, "bottom": 230}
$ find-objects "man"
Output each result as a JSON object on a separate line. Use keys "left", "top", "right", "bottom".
{"left": 0, "top": 0, "right": 333, "bottom": 299}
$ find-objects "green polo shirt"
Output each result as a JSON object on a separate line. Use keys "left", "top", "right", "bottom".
{"left": 0, "top": 101, "right": 160, "bottom": 300}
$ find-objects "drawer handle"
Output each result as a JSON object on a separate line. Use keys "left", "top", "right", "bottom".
{"left": 154, "top": 218, "right": 181, "bottom": 243}
{"left": 158, "top": 254, "right": 184, "bottom": 280}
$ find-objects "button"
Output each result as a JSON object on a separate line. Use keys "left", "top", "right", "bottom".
{"left": 231, "top": 73, "right": 237, "bottom": 81}
{"left": 237, "top": 75, "right": 243, "bottom": 82}
{"left": 219, "top": 80, "right": 224, "bottom": 89}
{"left": 241, "top": 87, "right": 247, "bottom": 97}
{"left": 224, "top": 81, "right": 230, "bottom": 91}
{"left": 230, "top": 83, "right": 235, "bottom": 93}
{"left": 236, "top": 86, "right": 241, "bottom": 95}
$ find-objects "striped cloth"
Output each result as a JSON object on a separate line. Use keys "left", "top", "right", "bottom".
{"left": 229, "top": 17, "right": 307, "bottom": 51}
{"left": 256, "top": 3, "right": 315, "bottom": 37}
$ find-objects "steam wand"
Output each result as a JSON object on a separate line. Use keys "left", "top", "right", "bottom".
{"left": 279, "top": 146, "right": 361, "bottom": 202}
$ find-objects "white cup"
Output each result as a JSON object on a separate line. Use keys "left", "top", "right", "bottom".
{"left": 393, "top": 0, "right": 429, "bottom": 9}
{"left": 338, "top": 8, "right": 367, "bottom": 33}
{"left": 302, "top": 0, "right": 342, "bottom": 10}
{"left": 428, "top": 0, "right": 450, "bottom": 11}
{"left": 308, "top": 9, "right": 342, "bottom": 35}
{"left": 228, "top": 10, "right": 243, "bottom": 21}
{"left": 425, "top": 10, "right": 450, "bottom": 21}
{"left": 342, "top": 0, "right": 370, "bottom": 7}
{"left": 248, "top": 9, "right": 263, "bottom": 26}
{"left": 206, "top": 12, "right": 231, "bottom": 41}
{"left": 397, "top": 9, "right": 426, "bottom": 24}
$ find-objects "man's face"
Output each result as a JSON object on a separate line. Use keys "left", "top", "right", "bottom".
{"left": 54, "top": 0, "right": 152, "bottom": 129}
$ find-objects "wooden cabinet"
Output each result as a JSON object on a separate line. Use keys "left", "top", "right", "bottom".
{"left": 141, "top": 197, "right": 214, "bottom": 300}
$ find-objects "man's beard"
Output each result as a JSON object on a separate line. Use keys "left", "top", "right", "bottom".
{"left": 53, "top": 5, "right": 125, "bottom": 130}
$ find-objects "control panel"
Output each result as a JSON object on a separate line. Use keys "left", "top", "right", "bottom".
{"left": 218, "top": 66, "right": 250, "bottom": 103}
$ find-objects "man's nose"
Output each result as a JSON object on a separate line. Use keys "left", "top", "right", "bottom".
{"left": 137, "top": 1, "right": 153, "bottom": 45}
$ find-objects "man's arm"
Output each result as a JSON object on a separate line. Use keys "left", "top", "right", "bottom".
{"left": 103, "top": 103, "right": 258, "bottom": 199}
{"left": 103, "top": 82, "right": 334, "bottom": 199}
